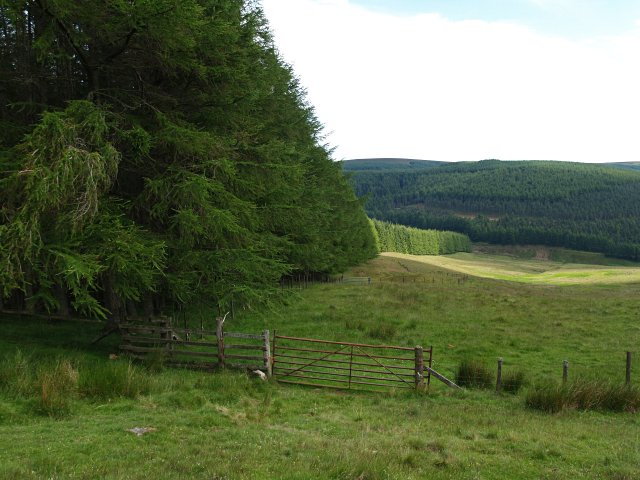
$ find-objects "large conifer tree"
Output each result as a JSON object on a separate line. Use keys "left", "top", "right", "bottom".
{"left": 0, "top": 0, "right": 377, "bottom": 321}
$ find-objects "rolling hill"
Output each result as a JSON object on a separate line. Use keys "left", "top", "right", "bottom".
{"left": 346, "top": 159, "right": 640, "bottom": 260}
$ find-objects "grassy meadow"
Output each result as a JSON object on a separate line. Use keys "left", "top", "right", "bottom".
{"left": 1, "top": 250, "right": 640, "bottom": 479}
{"left": 381, "top": 247, "right": 640, "bottom": 285}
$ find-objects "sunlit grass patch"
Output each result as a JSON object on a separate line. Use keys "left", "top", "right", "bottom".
{"left": 381, "top": 251, "right": 640, "bottom": 285}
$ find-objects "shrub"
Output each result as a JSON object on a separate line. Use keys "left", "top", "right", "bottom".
{"left": 455, "top": 359, "right": 493, "bottom": 389}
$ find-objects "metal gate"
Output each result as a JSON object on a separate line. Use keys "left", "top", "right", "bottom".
{"left": 272, "top": 334, "right": 432, "bottom": 391}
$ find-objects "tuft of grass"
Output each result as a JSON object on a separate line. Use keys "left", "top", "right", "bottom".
{"left": 0, "top": 350, "right": 34, "bottom": 397}
{"left": 368, "top": 323, "right": 397, "bottom": 340}
{"left": 36, "top": 360, "right": 78, "bottom": 417}
{"left": 455, "top": 359, "right": 493, "bottom": 389}
{"left": 502, "top": 370, "right": 527, "bottom": 394}
{"left": 78, "top": 360, "right": 151, "bottom": 400}
{"left": 344, "top": 318, "right": 366, "bottom": 331}
{"left": 525, "top": 379, "right": 640, "bottom": 413}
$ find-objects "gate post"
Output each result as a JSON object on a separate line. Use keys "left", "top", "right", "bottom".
{"left": 263, "top": 330, "right": 272, "bottom": 378}
{"left": 415, "top": 346, "right": 425, "bottom": 390}
{"left": 216, "top": 317, "right": 225, "bottom": 368}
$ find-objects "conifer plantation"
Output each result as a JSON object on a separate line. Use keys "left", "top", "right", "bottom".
{"left": 349, "top": 160, "right": 640, "bottom": 260}
{"left": 371, "top": 219, "right": 471, "bottom": 255}
{"left": 0, "top": 0, "right": 377, "bottom": 322}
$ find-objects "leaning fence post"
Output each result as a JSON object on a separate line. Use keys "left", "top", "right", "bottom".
{"left": 263, "top": 330, "right": 272, "bottom": 378}
{"left": 562, "top": 360, "right": 569, "bottom": 384}
{"left": 415, "top": 346, "right": 424, "bottom": 390}
{"left": 216, "top": 316, "right": 225, "bottom": 368}
{"left": 626, "top": 352, "right": 632, "bottom": 386}
{"left": 496, "top": 357, "right": 503, "bottom": 393}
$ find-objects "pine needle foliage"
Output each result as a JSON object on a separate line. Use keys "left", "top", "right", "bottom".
{"left": 372, "top": 219, "right": 471, "bottom": 255}
{"left": 0, "top": 0, "right": 377, "bottom": 320}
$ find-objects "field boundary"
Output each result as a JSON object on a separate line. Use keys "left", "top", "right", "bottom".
{"left": 272, "top": 334, "right": 438, "bottom": 391}
{"left": 120, "top": 317, "right": 271, "bottom": 373}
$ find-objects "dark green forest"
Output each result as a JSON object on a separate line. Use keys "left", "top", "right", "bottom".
{"left": 343, "top": 158, "right": 447, "bottom": 171}
{"left": 348, "top": 159, "right": 640, "bottom": 260}
{"left": 0, "top": 0, "right": 378, "bottom": 322}
{"left": 372, "top": 219, "right": 470, "bottom": 255}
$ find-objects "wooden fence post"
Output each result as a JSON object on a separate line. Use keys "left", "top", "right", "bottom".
{"left": 216, "top": 316, "right": 225, "bottom": 368}
{"left": 496, "top": 357, "right": 503, "bottom": 393}
{"left": 562, "top": 360, "right": 569, "bottom": 384}
{"left": 415, "top": 346, "right": 424, "bottom": 390}
{"left": 626, "top": 352, "right": 632, "bottom": 386}
{"left": 271, "top": 329, "right": 277, "bottom": 378}
{"left": 263, "top": 330, "right": 272, "bottom": 378}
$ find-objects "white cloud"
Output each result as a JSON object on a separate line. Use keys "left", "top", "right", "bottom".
{"left": 262, "top": 0, "right": 640, "bottom": 162}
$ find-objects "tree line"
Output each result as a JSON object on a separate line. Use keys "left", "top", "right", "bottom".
{"left": 372, "top": 220, "right": 471, "bottom": 256}
{"left": 349, "top": 160, "right": 640, "bottom": 260}
{"left": 0, "top": 0, "right": 377, "bottom": 322}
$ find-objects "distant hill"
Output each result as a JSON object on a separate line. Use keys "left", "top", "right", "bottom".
{"left": 348, "top": 159, "right": 640, "bottom": 260}
{"left": 605, "top": 162, "right": 640, "bottom": 172}
{"left": 342, "top": 158, "right": 448, "bottom": 171}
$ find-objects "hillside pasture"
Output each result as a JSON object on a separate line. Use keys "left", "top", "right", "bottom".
{"left": 1, "top": 252, "right": 639, "bottom": 478}
{"left": 380, "top": 249, "right": 640, "bottom": 285}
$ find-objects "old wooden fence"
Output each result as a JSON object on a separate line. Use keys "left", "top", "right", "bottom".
{"left": 271, "top": 334, "right": 433, "bottom": 391}
{"left": 120, "top": 317, "right": 271, "bottom": 372}
{"left": 119, "top": 318, "right": 461, "bottom": 391}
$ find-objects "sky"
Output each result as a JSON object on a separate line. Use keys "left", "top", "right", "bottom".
{"left": 260, "top": 0, "right": 640, "bottom": 162}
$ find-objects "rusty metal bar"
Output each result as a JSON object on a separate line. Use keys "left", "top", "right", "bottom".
{"left": 273, "top": 353, "right": 414, "bottom": 370}
{"left": 276, "top": 367, "right": 411, "bottom": 383}
{"left": 273, "top": 345, "right": 414, "bottom": 361}
{"left": 273, "top": 359, "right": 415, "bottom": 377}
{"left": 349, "top": 346, "right": 354, "bottom": 389}
{"left": 274, "top": 335, "right": 415, "bottom": 351}
{"left": 355, "top": 346, "right": 414, "bottom": 387}
{"left": 274, "top": 345, "right": 350, "bottom": 378}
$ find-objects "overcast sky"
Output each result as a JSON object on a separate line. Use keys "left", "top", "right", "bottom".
{"left": 261, "top": 0, "right": 640, "bottom": 162}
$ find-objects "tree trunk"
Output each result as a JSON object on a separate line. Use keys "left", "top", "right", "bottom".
{"left": 143, "top": 293, "right": 154, "bottom": 319}
{"left": 103, "top": 272, "right": 123, "bottom": 323}
{"left": 54, "top": 283, "right": 69, "bottom": 317}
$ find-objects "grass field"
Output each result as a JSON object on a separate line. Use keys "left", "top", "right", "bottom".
{"left": 1, "top": 251, "right": 639, "bottom": 479}
{"left": 380, "top": 248, "right": 640, "bottom": 285}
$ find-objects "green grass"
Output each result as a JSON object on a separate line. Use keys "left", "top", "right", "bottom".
{"left": 0, "top": 252, "right": 639, "bottom": 478}
{"left": 380, "top": 251, "right": 640, "bottom": 285}
{"left": 455, "top": 359, "right": 494, "bottom": 389}
{"left": 526, "top": 380, "right": 640, "bottom": 413}
{"left": 380, "top": 250, "right": 640, "bottom": 285}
